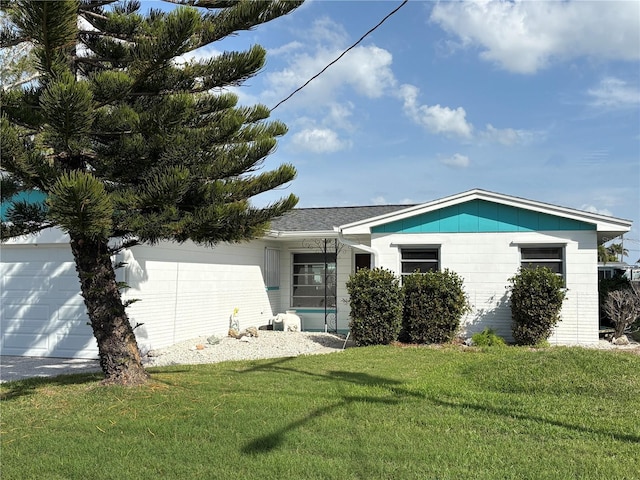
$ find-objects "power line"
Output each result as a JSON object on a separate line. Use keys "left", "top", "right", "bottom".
{"left": 270, "top": 0, "right": 409, "bottom": 112}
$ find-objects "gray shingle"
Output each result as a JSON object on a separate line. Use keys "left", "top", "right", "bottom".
{"left": 269, "top": 205, "right": 414, "bottom": 232}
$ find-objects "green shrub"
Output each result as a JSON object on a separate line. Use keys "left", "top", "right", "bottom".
{"left": 471, "top": 328, "right": 506, "bottom": 347}
{"left": 402, "top": 269, "right": 470, "bottom": 344}
{"left": 346, "top": 268, "right": 403, "bottom": 346}
{"left": 509, "top": 267, "right": 566, "bottom": 346}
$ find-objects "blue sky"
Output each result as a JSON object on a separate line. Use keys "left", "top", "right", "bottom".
{"left": 158, "top": 1, "right": 640, "bottom": 260}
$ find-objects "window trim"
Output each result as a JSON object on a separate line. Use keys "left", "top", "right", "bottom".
{"left": 398, "top": 246, "right": 441, "bottom": 277}
{"left": 518, "top": 244, "right": 565, "bottom": 277}
{"left": 291, "top": 251, "right": 337, "bottom": 308}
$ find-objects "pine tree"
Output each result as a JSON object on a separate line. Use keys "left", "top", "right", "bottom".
{"left": 1, "top": 0, "right": 302, "bottom": 385}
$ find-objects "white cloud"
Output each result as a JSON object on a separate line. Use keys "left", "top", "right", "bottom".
{"left": 262, "top": 16, "right": 398, "bottom": 110}
{"left": 326, "top": 102, "right": 355, "bottom": 131}
{"left": 431, "top": 1, "right": 640, "bottom": 74}
{"left": 399, "top": 85, "right": 539, "bottom": 143}
{"left": 308, "top": 16, "right": 349, "bottom": 49}
{"left": 581, "top": 204, "right": 613, "bottom": 217}
{"left": 481, "top": 124, "right": 538, "bottom": 146}
{"left": 266, "top": 17, "right": 535, "bottom": 145}
{"left": 268, "top": 41, "right": 304, "bottom": 57}
{"left": 399, "top": 84, "right": 473, "bottom": 139}
{"left": 289, "top": 128, "right": 350, "bottom": 153}
{"left": 371, "top": 196, "right": 387, "bottom": 205}
{"left": 264, "top": 44, "right": 396, "bottom": 107}
{"left": 587, "top": 77, "right": 640, "bottom": 109}
{"left": 175, "top": 45, "right": 222, "bottom": 66}
{"left": 441, "top": 153, "right": 470, "bottom": 168}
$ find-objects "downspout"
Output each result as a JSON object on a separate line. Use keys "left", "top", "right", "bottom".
{"left": 335, "top": 227, "right": 380, "bottom": 268}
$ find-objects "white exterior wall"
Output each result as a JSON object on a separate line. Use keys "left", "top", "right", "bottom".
{"left": 123, "top": 240, "right": 275, "bottom": 352}
{"left": 275, "top": 240, "right": 354, "bottom": 332}
{"left": 372, "top": 230, "right": 600, "bottom": 345}
{"left": 1, "top": 243, "right": 97, "bottom": 358}
{"left": 1, "top": 232, "right": 284, "bottom": 358}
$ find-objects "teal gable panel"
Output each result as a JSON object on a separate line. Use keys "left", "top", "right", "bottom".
{"left": 439, "top": 206, "right": 460, "bottom": 232}
{"left": 538, "top": 214, "right": 560, "bottom": 231}
{"left": 370, "top": 200, "right": 596, "bottom": 233}
{"left": 517, "top": 209, "right": 539, "bottom": 231}
{"left": 458, "top": 201, "right": 479, "bottom": 232}
{"left": 402, "top": 214, "right": 427, "bottom": 233}
{"left": 496, "top": 204, "right": 521, "bottom": 231}
{"left": 477, "top": 200, "right": 499, "bottom": 231}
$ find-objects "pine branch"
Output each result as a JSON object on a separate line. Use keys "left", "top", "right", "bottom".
{"left": 2, "top": 72, "right": 40, "bottom": 90}
{"left": 109, "top": 238, "right": 140, "bottom": 254}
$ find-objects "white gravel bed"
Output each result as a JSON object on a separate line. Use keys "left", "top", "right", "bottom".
{"left": 143, "top": 331, "right": 350, "bottom": 367}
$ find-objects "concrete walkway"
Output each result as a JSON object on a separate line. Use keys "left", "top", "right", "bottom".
{"left": 0, "top": 356, "right": 101, "bottom": 383}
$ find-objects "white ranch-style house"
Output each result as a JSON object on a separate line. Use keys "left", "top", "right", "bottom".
{"left": 0, "top": 189, "right": 632, "bottom": 358}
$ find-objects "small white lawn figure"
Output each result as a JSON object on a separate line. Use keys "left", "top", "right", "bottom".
{"left": 274, "top": 311, "right": 301, "bottom": 331}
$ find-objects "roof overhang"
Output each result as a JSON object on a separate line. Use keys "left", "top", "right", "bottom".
{"left": 265, "top": 229, "right": 338, "bottom": 240}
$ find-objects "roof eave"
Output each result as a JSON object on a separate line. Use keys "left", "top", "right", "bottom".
{"left": 265, "top": 229, "right": 338, "bottom": 239}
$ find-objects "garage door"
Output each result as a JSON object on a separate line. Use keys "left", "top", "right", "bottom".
{"left": 1, "top": 245, "right": 98, "bottom": 359}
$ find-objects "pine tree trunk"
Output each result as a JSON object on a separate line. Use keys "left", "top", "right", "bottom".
{"left": 69, "top": 234, "right": 149, "bottom": 385}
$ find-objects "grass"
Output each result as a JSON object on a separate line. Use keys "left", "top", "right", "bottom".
{"left": 1, "top": 345, "right": 639, "bottom": 480}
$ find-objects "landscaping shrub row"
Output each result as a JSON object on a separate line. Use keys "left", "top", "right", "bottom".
{"left": 346, "top": 266, "right": 567, "bottom": 347}
{"left": 346, "top": 268, "right": 470, "bottom": 347}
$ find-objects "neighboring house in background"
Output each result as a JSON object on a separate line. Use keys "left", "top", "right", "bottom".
{"left": 0, "top": 189, "right": 632, "bottom": 358}
{"left": 597, "top": 262, "right": 640, "bottom": 282}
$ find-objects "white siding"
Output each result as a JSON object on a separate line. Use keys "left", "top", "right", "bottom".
{"left": 372, "top": 230, "right": 600, "bottom": 345}
{"left": 123, "top": 240, "right": 275, "bottom": 352}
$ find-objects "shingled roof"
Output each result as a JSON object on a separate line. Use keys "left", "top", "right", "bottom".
{"left": 269, "top": 205, "right": 414, "bottom": 232}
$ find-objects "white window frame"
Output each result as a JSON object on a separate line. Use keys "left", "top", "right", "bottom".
{"left": 519, "top": 245, "right": 565, "bottom": 277}
{"left": 399, "top": 247, "right": 440, "bottom": 278}
{"left": 291, "top": 252, "right": 337, "bottom": 308}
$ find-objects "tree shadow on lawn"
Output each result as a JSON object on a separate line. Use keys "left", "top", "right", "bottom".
{"left": 427, "top": 396, "right": 640, "bottom": 444}
{"left": 238, "top": 357, "right": 426, "bottom": 454}
{"left": 0, "top": 372, "right": 104, "bottom": 401}
{"left": 242, "top": 395, "right": 402, "bottom": 455}
{"left": 238, "top": 357, "right": 640, "bottom": 454}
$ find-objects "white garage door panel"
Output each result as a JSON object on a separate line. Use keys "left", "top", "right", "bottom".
{"left": 3, "top": 333, "right": 50, "bottom": 353}
{"left": 3, "top": 274, "right": 51, "bottom": 292}
{"left": 1, "top": 246, "right": 98, "bottom": 359}
{"left": 2, "top": 303, "right": 49, "bottom": 322}
{"left": 52, "top": 326, "right": 97, "bottom": 358}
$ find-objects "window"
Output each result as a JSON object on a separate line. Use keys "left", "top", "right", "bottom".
{"left": 264, "top": 248, "right": 280, "bottom": 290}
{"left": 292, "top": 252, "right": 336, "bottom": 308}
{"left": 401, "top": 248, "right": 439, "bottom": 277}
{"left": 520, "top": 247, "right": 564, "bottom": 275}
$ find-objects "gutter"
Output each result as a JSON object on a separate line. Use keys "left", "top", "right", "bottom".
{"left": 335, "top": 227, "right": 379, "bottom": 268}
{"left": 266, "top": 229, "right": 338, "bottom": 239}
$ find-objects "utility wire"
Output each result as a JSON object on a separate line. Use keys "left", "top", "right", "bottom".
{"left": 270, "top": 0, "right": 409, "bottom": 112}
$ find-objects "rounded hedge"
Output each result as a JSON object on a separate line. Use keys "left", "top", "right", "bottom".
{"left": 402, "top": 269, "right": 470, "bottom": 344}
{"left": 509, "top": 266, "right": 566, "bottom": 346}
{"left": 346, "top": 268, "right": 403, "bottom": 346}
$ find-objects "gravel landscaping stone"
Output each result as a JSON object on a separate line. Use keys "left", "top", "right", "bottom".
{"left": 142, "top": 331, "right": 351, "bottom": 367}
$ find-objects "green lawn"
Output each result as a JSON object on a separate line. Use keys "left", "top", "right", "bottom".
{"left": 2, "top": 346, "right": 639, "bottom": 480}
